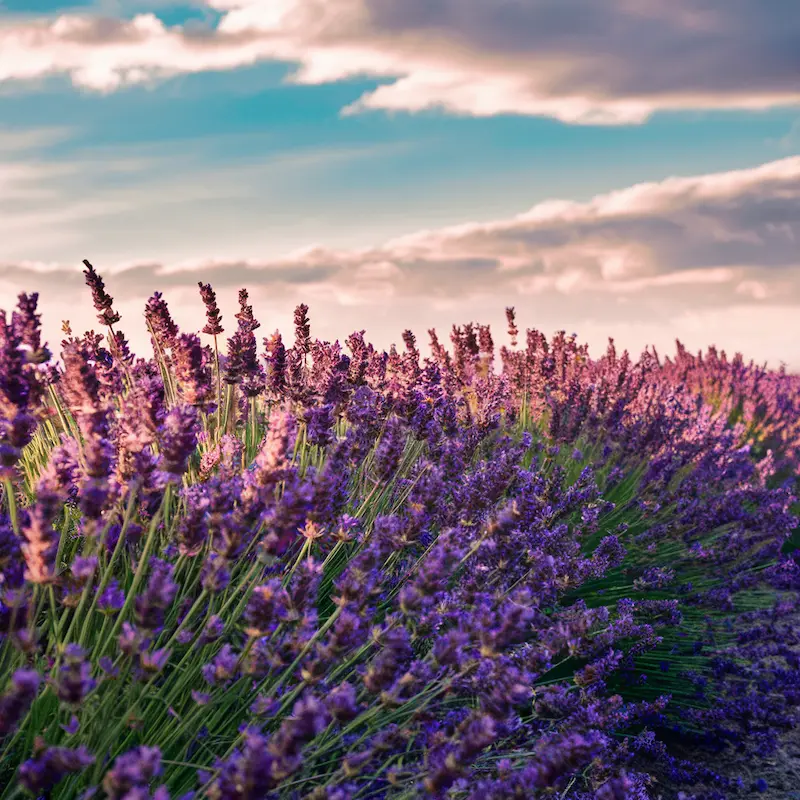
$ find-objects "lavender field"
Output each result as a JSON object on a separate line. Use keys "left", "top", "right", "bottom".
{"left": 0, "top": 262, "right": 799, "bottom": 800}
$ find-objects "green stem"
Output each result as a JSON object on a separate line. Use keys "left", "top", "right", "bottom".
{"left": 3, "top": 478, "right": 19, "bottom": 536}
{"left": 97, "top": 504, "right": 165, "bottom": 659}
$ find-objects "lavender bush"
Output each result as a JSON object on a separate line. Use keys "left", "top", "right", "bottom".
{"left": 0, "top": 265, "right": 798, "bottom": 799}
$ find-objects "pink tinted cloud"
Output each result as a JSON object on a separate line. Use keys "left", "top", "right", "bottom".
{"left": 1, "top": 155, "right": 798, "bottom": 335}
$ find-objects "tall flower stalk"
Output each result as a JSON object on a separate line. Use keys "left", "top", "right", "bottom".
{"left": 198, "top": 282, "right": 224, "bottom": 439}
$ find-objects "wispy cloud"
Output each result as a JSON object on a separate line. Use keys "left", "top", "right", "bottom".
{"left": 0, "top": 123, "right": 413, "bottom": 260}
{"left": 0, "top": 124, "right": 75, "bottom": 152}
{"left": 1, "top": 0, "right": 798, "bottom": 123}
{"left": 775, "top": 118, "right": 800, "bottom": 152}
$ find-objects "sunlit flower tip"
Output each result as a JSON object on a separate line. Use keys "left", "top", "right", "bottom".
{"left": 173, "top": 333, "right": 214, "bottom": 407}
{"left": 301, "top": 520, "right": 325, "bottom": 541}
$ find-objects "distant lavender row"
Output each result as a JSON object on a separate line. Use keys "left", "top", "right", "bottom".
{"left": 0, "top": 263, "right": 797, "bottom": 800}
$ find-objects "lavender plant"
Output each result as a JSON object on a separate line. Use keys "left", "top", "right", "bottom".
{"left": 0, "top": 269, "right": 798, "bottom": 800}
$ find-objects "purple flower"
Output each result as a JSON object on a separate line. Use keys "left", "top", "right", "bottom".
{"left": 202, "top": 644, "right": 240, "bottom": 686}
{"left": 424, "top": 713, "right": 497, "bottom": 793}
{"left": 173, "top": 334, "right": 213, "bottom": 408}
{"left": 304, "top": 403, "right": 336, "bottom": 449}
{"left": 71, "top": 555, "right": 98, "bottom": 583}
{"left": 54, "top": 645, "right": 96, "bottom": 705}
{"left": 18, "top": 745, "right": 94, "bottom": 794}
{"left": 157, "top": 405, "right": 199, "bottom": 480}
{"left": 102, "top": 746, "right": 163, "bottom": 799}
{"left": 234, "top": 289, "right": 259, "bottom": 333}
{"left": 325, "top": 681, "right": 359, "bottom": 722}
{"left": 0, "top": 515, "right": 24, "bottom": 589}
{"left": 198, "top": 282, "right": 224, "bottom": 336}
{"left": 198, "top": 541, "right": 230, "bottom": 586}
{"left": 293, "top": 304, "right": 311, "bottom": 356}
{"left": 224, "top": 292, "right": 264, "bottom": 394}
{"left": 97, "top": 657, "right": 118, "bottom": 679}
{"left": 263, "top": 330, "right": 287, "bottom": 399}
{"left": 119, "top": 622, "right": 145, "bottom": 658}
{"left": 0, "top": 669, "right": 40, "bottom": 737}
{"left": 145, "top": 292, "right": 178, "bottom": 353}
{"left": 176, "top": 485, "right": 209, "bottom": 557}
{"left": 268, "top": 693, "right": 331, "bottom": 773}
{"left": 60, "top": 715, "right": 80, "bottom": 735}
{"left": 207, "top": 728, "right": 275, "bottom": 800}
{"left": 140, "top": 647, "right": 172, "bottom": 674}
{"left": 199, "top": 615, "right": 225, "bottom": 647}
{"left": 363, "top": 624, "right": 412, "bottom": 694}
{"left": 250, "top": 410, "right": 296, "bottom": 486}
{"left": 19, "top": 445, "right": 73, "bottom": 584}
{"left": 83, "top": 260, "right": 121, "bottom": 326}
{"left": 244, "top": 580, "right": 291, "bottom": 636}
{"left": 373, "top": 415, "right": 406, "bottom": 479}
{"left": 135, "top": 558, "right": 178, "bottom": 631}
{"left": 98, "top": 580, "right": 126, "bottom": 615}
{"left": 192, "top": 691, "right": 211, "bottom": 706}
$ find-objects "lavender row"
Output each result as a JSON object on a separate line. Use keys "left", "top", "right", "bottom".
{"left": 0, "top": 264, "right": 797, "bottom": 799}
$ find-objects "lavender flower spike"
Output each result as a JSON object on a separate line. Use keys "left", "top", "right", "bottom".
{"left": 83, "top": 259, "right": 121, "bottom": 327}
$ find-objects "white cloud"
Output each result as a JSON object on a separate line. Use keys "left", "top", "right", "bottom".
{"left": 0, "top": 0, "right": 799, "bottom": 122}
{"left": 1, "top": 154, "right": 799, "bottom": 367}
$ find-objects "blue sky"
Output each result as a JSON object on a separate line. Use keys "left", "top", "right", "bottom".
{"left": 1, "top": 0, "right": 799, "bottom": 366}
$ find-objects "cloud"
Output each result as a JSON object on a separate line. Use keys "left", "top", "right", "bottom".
{"left": 775, "top": 118, "right": 800, "bottom": 152}
{"left": 0, "top": 0, "right": 798, "bottom": 122}
{"left": 0, "top": 126, "right": 412, "bottom": 261}
{"left": 0, "top": 124, "right": 75, "bottom": 152}
{"left": 1, "top": 154, "right": 799, "bottom": 366}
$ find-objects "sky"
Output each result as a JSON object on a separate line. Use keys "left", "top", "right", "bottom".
{"left": 0, "top": 0, "right": 799, "bottom": 368}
